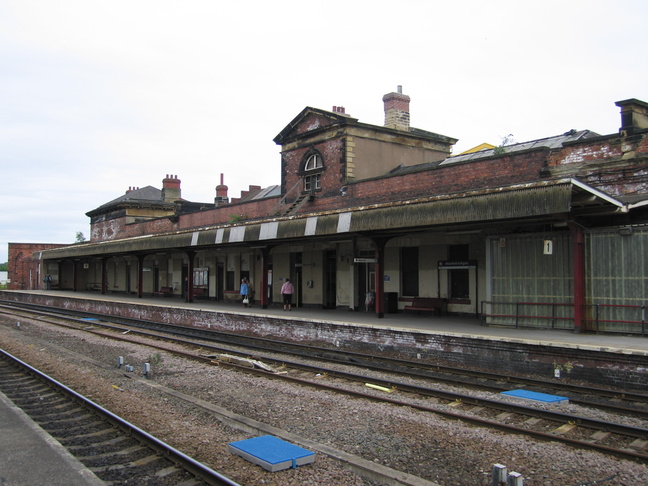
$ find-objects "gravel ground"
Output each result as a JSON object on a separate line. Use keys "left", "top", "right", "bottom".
{"left": 1, "top": 314, "right": 647, "bottom": 486}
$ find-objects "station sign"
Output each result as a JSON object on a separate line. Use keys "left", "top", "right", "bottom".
{"left": 438, "top": 260, "right": 477, "bottom": 269}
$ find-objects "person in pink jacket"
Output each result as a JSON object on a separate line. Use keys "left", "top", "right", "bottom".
{"left": 280, "top": 278, "right": 295, "bottom": 311}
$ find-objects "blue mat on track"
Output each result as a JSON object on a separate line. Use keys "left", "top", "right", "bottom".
{"left": 228, "top": 435, "right": 315, "bottom": 472}
{"left": 501, "top": 389, "right": 569, "bottom": 404}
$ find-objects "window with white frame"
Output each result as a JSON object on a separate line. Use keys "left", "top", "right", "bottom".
{"left": 303, "top": 152, "right": 323, "bottom": 193}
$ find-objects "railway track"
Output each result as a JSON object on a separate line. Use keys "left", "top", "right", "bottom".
{"left": 0, "top": 348, "right": 240, "bottom": 486}
{"left": 3, "top": 300, "right": 647, "bottom": 419}
{"left": 2, "top": 301, "right": 648, "bottom": 466}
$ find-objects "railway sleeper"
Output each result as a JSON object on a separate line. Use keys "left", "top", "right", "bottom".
{"left": 590, "top": 430, "right": 612, "bottom": 442}
{"left": 630, "top": 438, "right": 648, "bottom": 450}
{"left": 77, "top": 444, "right": 149, "bottom": 461}
{"left": 553, "top": 423, "right": 578, "bottom": 435}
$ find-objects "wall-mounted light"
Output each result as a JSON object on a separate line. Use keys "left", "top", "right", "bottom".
{"left": 619, "top": 226, "right": 633, "bottom": 236}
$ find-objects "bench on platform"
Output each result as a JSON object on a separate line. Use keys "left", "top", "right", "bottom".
{"left": 191, "top": 287, "right": 207, "bottom": 299}
{"left": 154, "top": 286, "right": 173, "bottom": 297}
{"left": 403, "top": 297, "right": 446, "bottom": 315}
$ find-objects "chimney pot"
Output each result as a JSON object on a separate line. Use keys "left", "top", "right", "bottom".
{"left": 215, "top": 173, "right": 229, "bottom": 205}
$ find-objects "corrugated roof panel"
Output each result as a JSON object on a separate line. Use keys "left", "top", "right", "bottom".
{"left": 349, "top": 185, "right": 573, "bottom": 231}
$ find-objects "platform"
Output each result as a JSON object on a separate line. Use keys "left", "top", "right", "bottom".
{"left": 0, "top": 392, "right": 104, "bottom": 486}
{"left": 2, "top": 290, "right": 647, "bottom": 390}
{"left": 6, "top": 289, "right": 646, "bottom": 354}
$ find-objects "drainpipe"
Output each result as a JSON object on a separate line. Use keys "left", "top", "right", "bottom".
{"left": 570, "top": 223, "right": 585, "bottom": 333}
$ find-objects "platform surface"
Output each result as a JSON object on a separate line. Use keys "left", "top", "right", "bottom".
{"left": 0, "top": 392, "right": 104, "bottom": 486}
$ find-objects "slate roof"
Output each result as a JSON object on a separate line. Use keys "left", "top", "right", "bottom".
{"left": 440, "top": 129, "right": 600, "bottom": 166}
{"left": 85, "top": 186, "right": 172, "bottom": 217}
{"left": 387, "top": 130, "right": 601, "bottom": 177}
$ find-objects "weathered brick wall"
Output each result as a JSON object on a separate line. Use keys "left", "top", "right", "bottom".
{"left": 336, "top": 150, "right": 547, "bottom": 209}
{"left": 7, "top": 243, "right": 65, "bottom": 290}
{"left": 547, "top": 132, "right": 648, "bottom": 196}
{"left": 281, "top": 138, "right": 344, "bottom": 199}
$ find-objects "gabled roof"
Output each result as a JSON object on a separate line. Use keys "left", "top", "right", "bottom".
{"left": 440, "top": 129, "right": 600, "bottom": 166}
{"left": 101, "top": 186, "right": 163, "bottom": 206}
{"left": 273, "top": 106, "right": 457, "bottom": 146}
{"left": 273, "top": 107, "right": 358, "bottom": 144}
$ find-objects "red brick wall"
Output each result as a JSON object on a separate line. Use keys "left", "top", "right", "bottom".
{"left": 311, "top": 149, "right": 549, "bottom": 211}
{"left": 281, "top": 138, "right": 344, "bottom": 199}
{"left": 8, "top": 243, "right": 65, "bottom": 290}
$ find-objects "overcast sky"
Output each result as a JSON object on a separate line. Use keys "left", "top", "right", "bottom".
{"left": 2, "top": 1, "right": 647, "bottom": 263}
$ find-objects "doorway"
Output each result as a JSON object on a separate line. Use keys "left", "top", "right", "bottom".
{"left": 323, "top": 250, "right": 337, "bottom": 308}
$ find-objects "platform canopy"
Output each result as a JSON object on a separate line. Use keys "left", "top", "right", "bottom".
{"left": 39, "top": 178, "right": 629, "bottom": 260}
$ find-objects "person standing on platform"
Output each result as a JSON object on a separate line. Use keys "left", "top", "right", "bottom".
{"left": 281, "top": 278, "right": 295, "bottom": 311}
{"left": 240, "top": 278, "right": 249, "bottom": 307}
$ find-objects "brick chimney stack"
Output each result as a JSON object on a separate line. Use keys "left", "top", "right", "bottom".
{"left": 215, "top": 173, "right": 229, "bottom": 205}
{"left": 383, "top": 85, "right": 410, "bottom": 131}
{"left": 616, "top": 98, "right": 648, "bottom": 136}
{"left": 162, "top": 174, "right": 181, "bottom": 202}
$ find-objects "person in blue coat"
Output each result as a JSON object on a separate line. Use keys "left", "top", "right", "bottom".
{"left": 240, "top": 278, "right": 249, "bottom": 307}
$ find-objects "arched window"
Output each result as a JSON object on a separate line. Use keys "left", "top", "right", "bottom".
{"left": 302, "top": 152, "right": 324, "bottom": 193}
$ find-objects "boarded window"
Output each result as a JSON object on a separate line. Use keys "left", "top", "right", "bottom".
{"left": 586, "top": 228, "right": 648, "bottom": 333}
{"left": 488, "top": 234, "right": 572, "bottom": 328}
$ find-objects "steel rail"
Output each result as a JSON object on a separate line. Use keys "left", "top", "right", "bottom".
{"left": 208, "top": 357, "right": 648, "bottom": 464}
{"left": 10, "top": 310, "right": 648, "bottom": 462}
{"left": 0, "top": 347, "right": 241, "bottom": 486}
{"left": 4, "top": 300, "right": 647, "bottom": 420}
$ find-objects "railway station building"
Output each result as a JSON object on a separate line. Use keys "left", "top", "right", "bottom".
{"left": 10, "top": 88, "right": 648, "bottom": 334}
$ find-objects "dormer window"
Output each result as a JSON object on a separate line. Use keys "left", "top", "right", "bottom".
{"left": 302, "top": 152, "right": 324, "bottom": 193}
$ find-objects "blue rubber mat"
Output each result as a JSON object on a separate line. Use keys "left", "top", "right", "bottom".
{"left": 228, "top": 435, "right": 315, "bottom": 472}
{"left": 501, "top": 389, "right": 569, "bottom": 404}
